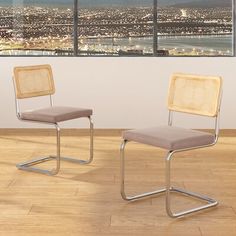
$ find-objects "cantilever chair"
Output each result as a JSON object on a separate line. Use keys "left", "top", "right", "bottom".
{"left": 120, "top": 73, "right": 222, "bottom": 218}
{"left": 12, "top": 64, "right": 93, "bottom": 175}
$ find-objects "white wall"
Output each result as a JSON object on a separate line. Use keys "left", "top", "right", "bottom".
{"left": 0, "top": 57, "right": 235, "bottom": 129}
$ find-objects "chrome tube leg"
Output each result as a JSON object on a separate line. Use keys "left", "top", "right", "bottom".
{"left": 120, "top": 140, "right": 166, "bottom": 201}
{"left": 51, "top": 124, "right": 61, "bottom": 175}
{"left": 120, "top": 144, "right": 218, "bottom": 217}
{"left": 16, "top": 117, "right": 93, "bottom": 175}
{"left": 59, "top": 116, "right": 94, "bottom": 164}
{"left": 165, "top": 151, "right": 218, "bottom": 218}
{"left": 120, "top": 140, "right": 128, "bottom": 200}
{"left": 165, "top": 151, "right": 175, "bottom": 217}
{"left": 16, "top": 124, "right": 62, "bottom": 176}
{"left": 88, "top": 116, "right": 94, "bottom": 164}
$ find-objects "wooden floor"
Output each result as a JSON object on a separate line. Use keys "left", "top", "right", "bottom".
{"left": 0, "top": 131, "right": 236, "bottom": 236}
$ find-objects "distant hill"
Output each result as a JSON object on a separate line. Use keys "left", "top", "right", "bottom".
{"left": 0, "top": 0, "right": 202, "bottom": 7}
{"left": 0, "top": 0, "right": 151, "bottom": 7}
{"left": 0, "top": 0, "right": 231, "bottom": 8}
{"left": 0, "top": 0, "right": 72, "bottom": 7}
{"left": 172, "top": 0, "right": 232, "bottom": 8}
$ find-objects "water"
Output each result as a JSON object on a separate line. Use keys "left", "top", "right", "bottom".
{"left": 0, "top": 35, "right": 233, "bottom": 56}
{"left": 81, "top": 35, "right": 233, "bottom": 55}
{"left": 158, "top": 35, "right": 232, "bottom": 52}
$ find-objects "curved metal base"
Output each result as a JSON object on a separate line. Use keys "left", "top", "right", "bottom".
{"left": 16, "top": 156, "right": 58, "bottom": 176}
{"left": 121, "top": 186, "right": 218, "bottom": 218}
{"left": 16, "top": 155, "right": 93, "bottom": 176}
{"left": 120, "top": 140, "right": 218, "bottom": 218}
{"left": 16, "top": 117, "right": 94, "bottom": 176}
{"left": 167, "top": 187, "right": 218, "bottom": 217}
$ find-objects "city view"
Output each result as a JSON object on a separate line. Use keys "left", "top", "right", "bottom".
{"left": 0, "top": 0, "right": 233, "bottom": 56}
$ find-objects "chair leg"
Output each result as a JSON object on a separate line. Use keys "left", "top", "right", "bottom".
{"left": 16, "top": 117, "right": 94, "bottom": 175}
{"left": 120, "top": 140, "right": 218, "bottom": 217}
{"left": 59, "top": 116, "right": 94, "bottom": 164}
{"left": 16, "top": 124, "right": 61, "bottom": 176}
{"left": 165, "top": 151, "right": 218, "bottom": 218}
{"left": 120, "top": 140, "right": 166, "bottom": 201}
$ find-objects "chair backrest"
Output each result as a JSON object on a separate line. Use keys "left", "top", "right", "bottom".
{"left": 167, "top": 73, "right": 222, "bottom": 117}
{"left": 13, "top": 64, "right": 55, "bottom": 99}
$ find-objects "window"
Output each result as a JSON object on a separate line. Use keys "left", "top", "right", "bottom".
{"left": 0, "top": 0, "right": 74, "bottom": 56}
{"left": 157, "top": 0, "right": 234, "bottom": 56}
{"left": 0, "top": 0, "right": 234, "bottom": 56}
{"left": 77, "top": 0, "right": 154, "bottom": 56}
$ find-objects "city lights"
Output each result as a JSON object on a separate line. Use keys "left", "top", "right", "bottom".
{"left": 0, "top": 3, "right": 233, "bottom": 56}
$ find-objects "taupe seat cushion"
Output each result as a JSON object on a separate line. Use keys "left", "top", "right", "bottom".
{"left": 20, "top": 106, "right": 93, "bottom": 123}
{"left": 123, "top": 126, "right": 215, "bottom": 150}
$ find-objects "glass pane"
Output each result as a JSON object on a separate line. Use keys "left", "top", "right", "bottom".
{"left": 78, "top": 0, "right": 154, "bottom": 56}
{"left": 157, "top": 0, "right": 233, "bottom": 56}
{"left": 0, "top": 0, "right": 73, "bottom": 56}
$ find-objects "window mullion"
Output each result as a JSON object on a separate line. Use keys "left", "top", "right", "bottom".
{"left": 233, "top": 0, "right": 236, "bottom": 56}
{"left": 153, "top": 0, "right": 158, "bottom": 56}
{"left": 74, "top": 0, "right": 78, "bottom": 56}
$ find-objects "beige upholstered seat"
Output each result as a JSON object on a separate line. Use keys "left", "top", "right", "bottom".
{"left": 21, "top": 106, "right": 93, "bottom": 123}
{"left": 120, "top": 73, "right": 223, "bottom": 218}
{"left": 123, "top": 126, "right": 215, "bottom": 150}
{"left": 12, "top": 64, "right": 94, "bottom": 176}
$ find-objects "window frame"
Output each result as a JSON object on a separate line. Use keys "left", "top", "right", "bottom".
{"left": 74, "top": 0, "right": 235, "bottom": 57}
{"left": 0, "top": 0, "right": 235, "bottom": 57}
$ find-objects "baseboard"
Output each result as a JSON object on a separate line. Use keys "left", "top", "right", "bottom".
{"left": 0, "top": 128, "right": 125, "bottom": 136}
{"left": 0, "top": 128, "right": 235, "bottom": 137}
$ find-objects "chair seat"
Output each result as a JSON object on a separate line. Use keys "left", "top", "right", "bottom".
{"left": 20, "top": 106, "right": 93, "bottom": 123}
{"left": 123, "top": 126, "right": 215, "bottom": 150}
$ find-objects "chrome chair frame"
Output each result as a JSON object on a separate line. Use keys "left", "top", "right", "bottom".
{"left": 120, "top": 110, "right": 220, "bottom": 218}
{"left": 14, "top": 92, "right": 93, "bottom": 176}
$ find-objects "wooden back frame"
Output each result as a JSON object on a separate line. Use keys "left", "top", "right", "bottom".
{"left": 13, "top": 64, "right": 55, "bottom": 99}
{"left": 168, "top": 73, "right": 222, "bottom": 117}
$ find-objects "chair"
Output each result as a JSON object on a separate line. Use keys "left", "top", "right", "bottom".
{"left": 12, "top": 64, "right": 93, "bottom": 175}
{"left": 120, "top": 73, "right": 222, "bottom": 218}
